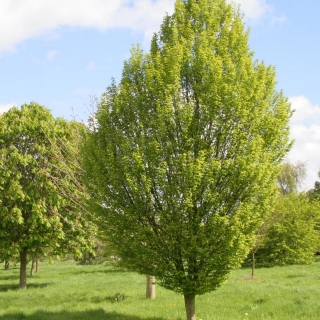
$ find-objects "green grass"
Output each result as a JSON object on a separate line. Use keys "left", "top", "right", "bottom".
{"left": 1, "top": 259, "right": 320, "bottom": 319}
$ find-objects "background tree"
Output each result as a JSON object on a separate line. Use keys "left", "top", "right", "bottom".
{"left": 248, "top": 161, "right": 307, "bottom": 273}
{"left": 247, "top": 212, "right": 279, "bottom": 278}
{"left": 308, "top": 170, "right": 320, "bottom": 201}
{"left": 248, "top": 161, "right": 320, "bottom": 267}
{"left": 0, "top": 103, "right": 96, "bottom": 289}
{"left": 83, "top": 0, "right": 292, "bottom": 319}
{"left": 314, "top": 172, "right": 320, "bottom": 199}
{"left": 277, "top": 161, "right": 306, "bottom": 195}
{"left": 254, "top": 193, "right": 320, "bottom": 266}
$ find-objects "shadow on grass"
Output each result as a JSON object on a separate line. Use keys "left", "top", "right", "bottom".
{"left": 71, "top": 268, "right": 129, "bottom": 276}
{"left": 0, "top": 274, "right": 19, "bottom": 281}
{"left": 0, "top": 309, "right": 165, "bottom": 320}
{"left": 0, "top": 283, "right": 51, "bottom": 292}
{"left": 286, "top": 273, "right": 304, "bottom": 279}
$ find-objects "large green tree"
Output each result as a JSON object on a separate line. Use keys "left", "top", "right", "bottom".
{"left": 83, "top": 0, "right": 291, "bottom": 319}
{"left": 0, "top": 103, "right": 96, "bottom": 289}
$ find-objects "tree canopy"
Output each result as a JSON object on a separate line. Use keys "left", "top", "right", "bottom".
{"left": 83, "top": 0, "right": 292, "bottom": 319}
{"left": 0, "top": 103, "right": 96, "bottom": 289}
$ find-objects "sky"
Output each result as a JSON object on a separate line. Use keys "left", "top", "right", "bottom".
{"left": 0, "top": 0, "right": 319, "bottom": 190}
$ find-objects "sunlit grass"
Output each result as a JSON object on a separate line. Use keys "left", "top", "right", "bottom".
{"left": 1, "top": 259, "right": 320, "bottom": 319}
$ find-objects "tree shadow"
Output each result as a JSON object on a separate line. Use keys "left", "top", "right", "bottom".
{"left": 0, "top": 309, "right": 165, "bottom": 320}
{"left": 0, "top": 274, "right": 19, "bottom": 281}
{"left": 71, "top": 268, "right": 128, "bottom": 276}
{"left": 0, "top": 282, "right": 51, "bottom": 292}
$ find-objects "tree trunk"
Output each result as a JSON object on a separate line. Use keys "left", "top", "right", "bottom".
{"left": 4, "top": 260, "right": 9, "bottom": 270}
{"left": 35, "top": 257, "right": 39, "bottom": 272}
{"left": 19, "top": 248, "right": 28, "bottom": 289}
{"left": 146, "top": 275, "right": 156, "bottom": 299}
{"left": 30, "top": 257, "right": 35, "bottom": 277}
{"left": 252, "top": 251, "right": 255, "bottom": 279}
{"left": 184, "top": 295, "right": 196, "bottom": 320}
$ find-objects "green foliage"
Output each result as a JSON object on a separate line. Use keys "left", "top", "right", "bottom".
{"left": 247, "top": 161, "right": 308, "bottom": 271}
{"left": 314, "top": 176, "right": 320, "bottom": 199}
{"left": 0, "top": 103, "right": 96, "bottom": 271}
{"left": 75, "top": 238, "right": 109, "bottom": 265}
{"left": 83, "top": 0, "right": 291, "bottom": 305}
{"left": 308, "top": 170, "right": 320, "bottom": 201}
{"left": 254, "top": 193, "right": 320, "bottom": 266}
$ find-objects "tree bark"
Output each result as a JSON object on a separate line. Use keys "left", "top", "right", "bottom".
{"left": 146, "top": 275, "right": 156, "bottom": 299}
{"left": 184, "top": 295, "right": 196, "bottom": 320}
{"left": 30, "top": 257, "right": 35, "bottom": 277}
{"left": 35, "top": 257, "right": 39, "bottom": 272}
{"left": 19, "top": 248, "right": 28, "bottom": 289}
{"left": 252, "top": 251, "right": 255, "bottom": 279}
{"left": 4, "top": 260, "right": 9, "bottom": 270}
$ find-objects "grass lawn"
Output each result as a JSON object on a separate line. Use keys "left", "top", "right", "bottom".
{"left": 1, "top": 259, "right": 320, "bottom": 319}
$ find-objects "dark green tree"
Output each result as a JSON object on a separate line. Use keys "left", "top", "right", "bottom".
{"left": 83, "top": 0, "right": 291, "bottom": 319}
{"left": 0, "top": 103, "right": 96, "bottom": 289}
{"left": 308, "top": 170, "right": 320, "bottom": 200}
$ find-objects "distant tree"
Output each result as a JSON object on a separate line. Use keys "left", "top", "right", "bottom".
{"left": 248, "top": 161, "right": 307, "bottom": 275}
{"left": 247, "top": 212, "right": 279, "bottom": 278}
{"left": 0, "top": 103, "right": 96, "bottom": 289}
{"left": 308, "top": 170, "right": 320, "bottom": 201}
{"left": 254, "top": 193, "right": 320, "bottom": 266}
{"left": 83, "top": 0, "right": 292, "bottom": 319}
{"left": 277, "top": 161, "right": 306, "bottom": 195}
{"left": 314, "top": 173, "right": 320, "bottom": 199}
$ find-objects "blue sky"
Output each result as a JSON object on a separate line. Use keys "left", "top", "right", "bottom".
{"left": 1, "top": 0, "right": 319, "bottom": 190}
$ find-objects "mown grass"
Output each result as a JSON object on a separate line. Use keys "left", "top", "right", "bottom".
{"left": 1, "top": 259, "right": 320, "bottom": 319}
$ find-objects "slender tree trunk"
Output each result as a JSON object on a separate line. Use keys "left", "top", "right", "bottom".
{"left": 30, "top": 257, "right": 35, "bottom": 277}
{"left": 4, "top": 260, "right": 9, "bottom": 270}
{"left": 19, "top": 248, "right": 28, "bottom": 289}
{"left": 252, "top": 251, "right": 255, "bottom": 279}
{"left": 146, "top": 275, "right": 156, "bottom": 299}
{"left": 184, "top": 295, "right": 196, "bottom": 320}
{"left": 35, "top": 257, "right": 39, "bottom": 272}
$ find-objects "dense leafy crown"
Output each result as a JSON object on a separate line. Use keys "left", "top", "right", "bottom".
{"left": 84, "top": 0, "right": 291, "bottom": 295}
{"left": 0, "top": 103, "right": 95, "bottom": 260}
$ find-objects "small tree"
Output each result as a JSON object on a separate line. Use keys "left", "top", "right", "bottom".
{"left": 83, "top": 0, "right": 291, "bottom": 318}
{"left": 248, "top": 161, "right": 307, "bottom": 275}
{"left": 0, "top": 103, "right": 96, "bottom": 289}
{"left": 254, "top": 193, "right": 320, "bottom": 266}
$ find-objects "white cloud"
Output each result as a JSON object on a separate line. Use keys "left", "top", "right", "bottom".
{"left": 0, "top": 0, "right": 174, "bottom": 53}
{"left": 0, "top": 0, "right": 273, "bottom": 54}
{"left": 0, "top": 103, "right": 15, "bottom": 114}
{"left": 290, "top": 96, "right": 320, "bottom": 125}
{"left": 231, "top": 0, "right": 272, "bottom": 20}
{"left": 271, "top": 15, "right": 287, "bottom": 25}
{"left": 86, "top": 60, "right": 96, "bottom": 71}
{"left": 287, "top": 97, "right": 320, "bottom": 191}
{"left": 46, "top": 50, "right": 59, "bottom": 61}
